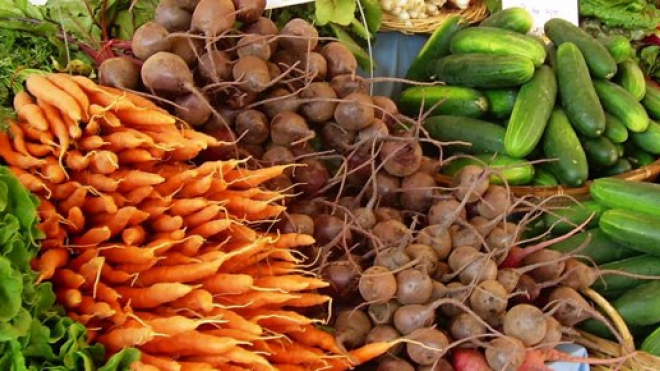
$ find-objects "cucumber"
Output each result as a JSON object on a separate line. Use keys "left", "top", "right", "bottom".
{"left": 597, "top": 35, "right": 633, "bottom": 64}
{"left": 406, "top": 16, "right": 468, "bottom": 81}
{"left": 580, "top": 318, "right": 654, "bottom": 341}
{"left": 532, "top": 166, "right": 559, "bottom": 186}
{"left": 424, "top": 115, "right": 506, "bottom": 154}
{"left": 643, "top": 80, "right": 660, "bottom": 120}
{"left": 582, "top": 136, "right": 619, "bottom": 168}
{"left": 545, "top": 18, "right": 618, "bottom": 79}
{"left": 442, "top": 154, "right": 535, "bottom": 185}
{"left": 450, "top": 27, "right": 547, "bottom": 67}
{"left": 504, "top": 66, "right": 557, "bottom": 158}
{"left": 591, "top": 178, "right": 660, "bottom": 218}
{"left": 593, "top": 79, "right": 649, "bottom": 133}
{"left": 543, "top": 200, "right": 607, "bottom": 235}
{"left": 604, "top": 113, "right": 628, "bottom": 143}
{"left": 600, "top": 209, "right": 660, "bottom": 257}
{"left": 613, "top": 281, "right": 660, "bottom": 326}
{"left": 642, "top": 325, "right": 660, "bottom": 357}
{"left": 600, "top": 158, "right": 632, "bottom": 177}
{"left": 556, "top": 42, "right": 607, "bottom": 138}
{"left": 616, "top": 59, "right": 646, "bottom": 101}
{"left": 480, "top": 7, "right": 533, "bottom": 34}
{"left": 592, "top": 255, "right": 660, "bottom": 298}
{"left": 542, "top": 109, "right": 589, "bottom": 187}
{"left": 625, "top": 143, "right": 656, "bottom": 168}
{"left": 614, "top": 142, "right": 625, "bottom": 158}
{"left": 429, "top": 54, "right": 535, "bottom": 89}
{"left": 483, "top": 88, "right": 517, "bottom": 119}
{"left": 398, "top": 86, "right": 488, "bottom": 118}
{"left": 632, "top": 120, "right": 660, "bottom": 155}
{"left": 549, "top": 228, "right": 639, "bottom": 266}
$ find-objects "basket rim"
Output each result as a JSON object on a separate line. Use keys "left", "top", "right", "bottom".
{"left": 380, "top": 0, "right": 488, "bottom": 34}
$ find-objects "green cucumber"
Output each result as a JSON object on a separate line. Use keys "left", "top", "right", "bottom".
{"left": 429, "top": 54, "right": 535, "bottom": 88}
{"left": 398, "top": 86, "right": 488, "bottom": 118}
{"left": 597, "top": 35, "right": 633, "bottom": 64}
{"left": 591, "top": 178, "right": 660, "bottom": 218}
{"left": 556, "top": 42, "right": 607, "bottom": 138}
{"left": 582, "top": 136, "right": 619, "bottom": 168}
{"left": 613, "top": 281, "right": 660, "bottom": 326}
{"left": 504, "top": 66, "right": 557, "bottom": 158}
{"left": 483, "top": 88, "right": 517, "bottom": 119}
{"left": 642, "top": 325, "right": 660, "bottom": 356}
{"left": 604, "top": 113, "right": 628, "bottom": 143}
{"left": 423, "top": 115, "right": 506, "bottom": 154}
{"left": 592, "top": 255, "right": 660, "bottom": 298}
{"left": 632, "top": 120, "right": 660, "bottom": 155}
{"left": 450, "top": 27, "right": 547, "bottom": 67}
{"left": 542, "top": 108, "right": 589, "bottom": 187}
{"left": 614, "top": 142, "right": 625, "bottom": 158}
{"left": 593, "top": 79, "right": 649, "bottom": 133}
{"left": 615, "top": 59, "right": 646, "bottom": 101}
{"left": 545, "top": 18, "right": 618, "bottom": 79}
{"left": 600, "top": 158, "right": 632, "bottom": 177}
{"left": 442, "top": 154, "right": 535, "bottom": 185}
{"left": 406, "top": 16, "right": 468, "bottom": 81}
{"left": 549, "top": 228, "right": 639, "bottom": 266}
{"left": 532, "top": 166, "right": 559, "bottom": 186}
{"left": 600, "top": 209, "right": 660, "bottom": 257}
{"left": 625, "top": 143, "right": 656, "bottom": 168}
{"left": 580, "top": 318, "right": 654, "bottom": 341}
{"left": 480, "top": 7, "right": 533, "bottom": 34}
{"left": 643, "top": 80, "right": 660, "bottom": 120}
{"left": 543, "top": 200, "right": 607, "bottom": 235}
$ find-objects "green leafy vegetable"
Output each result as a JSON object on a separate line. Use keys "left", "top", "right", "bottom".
{"left": 579, "top": 0, "right": 660, "bottom": 34}
{"left": 316, "top": 0, "right": 356, "bottom": 26}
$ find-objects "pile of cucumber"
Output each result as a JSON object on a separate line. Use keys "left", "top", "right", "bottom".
{"left": 402, "top": 8, "right": 660, "bottom": 187}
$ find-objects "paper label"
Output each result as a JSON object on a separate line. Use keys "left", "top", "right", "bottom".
{"left": 501, "top": 0, "right": 579, "bottom": 36}
{"left": 266, "top": 0, "right": 315, "bottom": 10}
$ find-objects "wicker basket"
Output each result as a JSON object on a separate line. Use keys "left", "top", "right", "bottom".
{"left": 576, "top": 289, "right": 660, "bottom": 371}
{"left": 434, "top": 158, "right": 660, "bottom": 200}
{"left": 381, "top": 0, "right": 488, "bottom": 34}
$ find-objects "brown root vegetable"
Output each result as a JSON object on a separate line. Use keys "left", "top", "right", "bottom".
{"left": 357, "top": 119, "right": 389, "bottom": 145}
{"left": 366, "top": 172, "right": 401, "bottom": 207}
{"left": 321, "top": 41, "right": 358, "bottom": 77}
{"left": 335, "top": 310, "right": 372, "bottom": 349}
{"left": 300, "top": 82, "right": 338, "bottom": 123}
{"left": 280, "top": 213, "right": 314, "bottom": 235}
{"left": 233, "top": 55, "right": 272, "bottom": 93}
{"left": 406, "top": 327, "right": 450, "bottom": 366}
{"left": 428, "top": 280, "right": 448, "bottom": 302}
{"left": 279, "top": 18, "right": 319, "bottom": 55}
{"left": 270, "top": 111, "right": 314, "bottom": 146}
{"left": 452, "top": 165, "right": 489, "bottom": 203}
{"left": 304, "top": 52, "right": 328, "bottom": 80}
{"left": 396, "top": 269, "right": 433, "bottom": 305}
{"left": 417, "top": 358, "right": 454, "bottom": 371}
{"left": 226, "top": 90, "right": 259, "bottom": 109}
{"left": 359, "top": 266, "right": 398, "bottom": 303}
{"left": 368, "top": 300, "right": 401, "bottom": 325}
{"left": 515, "top": 274, "right": 540, "bottom": 303}
{"left": 503, "top": 304, "right": 547, "bottom": 346}
{"left": 428, "top": 199, "right": 466, "bottom": 227}
{"left": 471, "top": 216, "right": 497, "bottom": 236}
{"left": 262, "top": 146, "right": 294, "bottom": 176}
{"left": 288, "top": 199, "right": 326, "bottom": 216}
{"left": 484, "top": 311, "right": 506, "bottom": 329}
{"left": 132, "top": 22, "right": 172, "bottom": 61}
{"left": 293, "top": 158, "right": 329, "bottom": 195}
{"left": 372, "top": 96, "right": 399, "bottom": 128}
{"left": 264, "top": 173, "right": 293, "bottom": 193}
{"left": 374, "top": 207, "right": 403, "bottom": 223}
{"left": 434, "top": 262, "right": 452, "bottom": 283}
{"left": 416, "top": 225, "right": 452, "bottom": 260}
{"left": 372, "top": 220, "right": 411, "bottom": 249}
{"left": 400, "top": 172, "right": 436, "bottom": 212}
{"left": 484, "top": 336, "right": 525, "bottom": 371}
{"left": 380, "top": 139, "right": 423, "bottom": 177}
{"left": 191, "top": 0, "right": 236, "bottom": 37}
{"left": 459, "top": 256, "right": 499, "bottom": 285}
{"left": 322, "top": 260, "right": 361, "bottom": 299}
{"left": 232, "top": 0, "right": 265, "bottom": 23}
{"left": 313, "top": 213, "right": 351, "bottom": 246}
{"left": 155, "top": 0, "right": 192, "bottom": 31}
{"left": 198, "top": 50, "right": 232, "bottom": 82}
{"left": 175, "top": 93, "right": 212, "bottom": 127}
{"left": 235, "top": 109, "right": 269, "bottom": 144}
{"left": 170, "top": 36, "right": 203, "bottom": 66}
{"left": 353, "top": 207, "right": 377, "bottom": 230}
{"left": 375, "top": 247, "right": 412, "bottom": 272}
{"left": 485, "top": 224, "right": 518, "bottom": 254}
{"left": 236, "top": 34, "right": 272, "bottom": 61}
{"left": 469, "top": 280, "right": 508, "bottom": 318}
{"left": 522, "top": 249, "right": 566, "bottom": 283}
{"left": 172, "top": 0, "right": 200, "bottom": 11}
{"left": 331, "top": 74, "right": 369, "bottom": 98}
{"left": 497, "top": 268, "right": 521, "bottom": 294}
{"left": 393, "top": 304, "right": 436, "bottom": 335}
{"left": 334, "top": 92, "right": 375, "bottom": 131}
{"left": 448, "top": 246, "right": 482, "bottom": 272}
{"left": 450, "top": 312, "right": 487, "bottom": 341}
{"left": 321, "top": 122, "right": 356, "bottom": 154}
{"left": 367, "top": 325, "right": 404, "bottom": 359}
{"left": 450, "top": 224, "right": 481, "bottom": 250}
{"left": 563, "top": 258, "right": 598, "bottom": 290}
{"left": 262, "top": 88, "right": 301, "bottom": 118}
{"left": 548, "top": 286, "right": 591, "bottom": 326}
{"left": 99, "top": 57, "right": 141, "bottom": 89}
{"left": 477, "top": 186, "right": 511, "bottom": 220}
{"left": 440, "top": 282, "right": 469, "bottom": 317}
{"left": 377, "top": 358, "right": 414, "bottom": 371}
{"left": 418, "top": 156, "right": 441, "bottom": 176}
{"left": 541, "top": 316, "right": 563, "bottom": 347}
{"left": 141, "top": 52, "right": 193, "bottom": 94}
{"left": 404, "top": 244, "right": 439, "bottom": 275}
{"left": 243, "top": 17, "right": 278, "bottom": 49}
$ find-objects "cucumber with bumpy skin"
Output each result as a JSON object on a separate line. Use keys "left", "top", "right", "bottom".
{"left": 591, "top": 178, "right": 660, "bottom": 218}
{"left": 592, "top": 255, "right": 660, "bottom": 298}
{"left": 480, "top": 7, "right": 533, "bottom": 34}
{"left": 593, "top": 79, "right": 649, "bottom": 133}
{"left": 542, "top": 108, "right": 589, "bottom": 187}
{"left": 429, "top": 54, "right": 535, "bottom": 88}
{"left": 616, "top": 59, "right": 646, "bottom": 101}
{"left": 600, "top": 209, "right": 660, "bottom": 257}
{"left": 582, "top": 136, "right": 619, "bottom": 168}
{"left": 483, "top": 88, "right": 517, "bottom": 119}
{"left": 643, "top": 80, "right": 660, "bottom": 120}
{"left": 424, "top": 115, "right": 506, "bottom": 154}
{"left": 632, "top": 120, "right": 660, "bottom": 155}
{"left": 604, "top": 113, "right": 628, "bottom": 143}
{"left": 398, "top": 86, "right": 488, "bottom": 118}
{"left": 450, "top": 27, "right": 547, "bottom": 67}
{"left": 597, "top": 35, "right": 633, "bottom": 64}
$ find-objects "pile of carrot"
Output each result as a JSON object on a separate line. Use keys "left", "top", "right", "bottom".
{"left": 2, "top": 73, "right": 394, "bottom": 371}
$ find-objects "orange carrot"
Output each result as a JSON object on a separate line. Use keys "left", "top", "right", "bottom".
{"left": 99, "top": 244, "right": 158, "bottom": 265}
{"left": 99, "top": 110, "right": 122, "bottom": 129}
{"left": 8, "top": 121, "right": 31, "bottom": 156}
{"left": 182, "top": 129, "right": 221, "bottom": 148}
{"left": 52, "top": 269, "right": 85, "bottom": 289}
{"left": 82, "top": 195, "right": 118, "bottom": 215}
{"left": 25, "top": 142, "right": 54, "bottom": 157}
{"left": 177, "top": 361, "right": 218, "bottom": 371}
{"left": 101, "top": 86, "right": 165, "bottom": 111}
{"left": 170, "top": 198, "right": 209, "bottom": 216}
{"left": 328, "top": 341, "right": 399, "bottom": 371}
{"left": 140, "top": 330, "right": 245, "bottom": 356}
{"left": 96, "top": 281, "right": 122, "bottom": 303}
{"left": 179, "top": 356, "right": 230, "bottom": 368}
{"left": 170, "top": 143, "right": 204, "bottom": 162}
{"left": 155, "top": 169, "right": 200, "bottom": 196}
{"left": 224, "top": 166, "right": 287, "bottom": 189}
{"left": 254, "top": 275, "right": 329, "bottom": 292}
{"left": 78, "top": 295, "right": 116, "bottom": 319}
{"left": 216, "top": 347, "right": 273, "bottom": 369}
{"left": 73, "top": 172, "right": 121, "bottom": 193}
{"left": 91, "top": 206, "right": 138, "bottom": 236}
{"left": 183, "top": 205, "right": 224, "bottom": 229}
{"left": 40, "top": 156, "right": 67, "bottom": 183}
{"left": 128, "top": 209, "right": 150, "bottom": 226}
{"left": 59, "top": 187, "right": 88, "bottom": 214}
{"left": 104, "top": 131, "right": 149, "bottom": 149}
{"left": 122, "top": 226, "right": 147, "bottom": 246}
{"left": 217, "top": 292, "right": 301, "bottom": 309}
{"left": 80, "top": 135, "right": 108, "bottom": 151}
{"left": 117, "top": 148, "right": 158, "bottom": 164}
{"left": 285, "top": 325, "right": 344, "bottom": 355}
{"left": 116, "top": 283, "right": 196, "bottom": 309}
{"left": 140, "top": 353, "right": 183, "bottom": 371}
{"left": 115, "top": 107, "right": 177, "bottom": 126}
{"left": 246, "top": 310, "right": 320, "bottom": 327}
{"left": 240, "top": 261, "right": 299, "bottom": 278}
{"left": 89, "top": 150, "right": 119, "bottom": 174}
{"left": 189, "top": 219, "right": 233, "bottom": 239}
{"left": 97, "top": 325, "right": 157, "bottom": 352}
{"left": 65, "top": 150, "right": 91, "bottom": 171}
{"left": 46, "top": 74, "right": 90, "bottom": 118}
{"left": 200, "top": 273, "right": 254, "bottom": 295}
{"left": 100, "top": 264, "right": 133, "bottom": 284}
{"left": 159, "top": 252, "right": 199, "bottom": 266}
{"left": 9, "top": 166, "right": 49, "bottom": 194}
{"left": 36, "top": 247, "right": 69, "bottom": 283}
{"left": 177, "top": 235, "right": 205, "bottom": 256}
{"left": 13, "top": 91, "right": 49, "bottom": 131}
{"left": 151, "top": 214, "right": 184, "bottom": 233}
{"left": 168, "top": 288, "right": 215, "bottom": 313}
{"left": 72, "top": 226, "right": 112, "bottom": 246}
{"left": 63, "top": 113, "right": 82, "bottom": 139}
{"left": 50, "top": 181, "right": 80, "bottom": 200}
{"left": 67, "top": 248, "right": 98, "bottom": 271}
{"left": 179, "top": 174, "right": 214, "bottom": 198}
{"left": 56, "top": 288, "right": 82, "bottom": 308}
{"left": 20, "top": 121, "right": 55, "bottom": 144}
{"left": 27, "top": 74, "right": 82, "bottom": 122}
{"left": 252, "top": 340, "right": 324, "bottom": 364}
{"left": 66, "top": 207, "right": 85, "bottom": 233}
{"left": 113, "top": 170, "right": 165, "bottom": 192}
{"left": 207, "top": 307, "right": 263, "bottom": 335}
{"left": 130, "top": 361, "right": 160, "bottom": 371}
{"left": 135, "top": 259, "right": 224, "bottom": 286}
{"left": 139, "top": 198, "right": 171, "bottom": 220}
{"left": 125, "top": 186, "right": 154, "bottom": 204}
{"left": 273, "top": 365, "right": 307, "bottom": 371}
{"left": 0, "top": 131, "right": 45, "bottom": 168}
{"left": 144, "top": 315, "right": 222, "bottom": 336}
{"left": 202, "top": 328, "right": 262, "bottom": 342}
{"left": 271, "top": 233, "right": 316, "bottom": 249}
{"left": 283, "top": 293, "right": 332, "bottom": 307}
{"left": 116, "top": 258, "right": 162, "bottom": 274}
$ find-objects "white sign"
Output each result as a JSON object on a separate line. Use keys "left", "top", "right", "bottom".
{"left": 501, "top": 0, "right": 579, "bottom": 36}
{"left": 266, "top": 0, "right": 315, "bottom": 10}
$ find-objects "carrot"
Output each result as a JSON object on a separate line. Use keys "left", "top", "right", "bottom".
{"left": 66, "top": 207, "right": 85, "bottom": 233}
{"left": 97, "top": 325, "right": 158, "bottom": 352}
{"left": 77, "top": 256, "right": 105, "bottom": 290}
{"left": 241, "top": 261, "right": 299, "bottom": 278}
{"left": 116, "top": 282, "right": 193, "bottom": 308}
{"left": 116, "top": 258, "right": 162, "bottom": 274}
{"left": 224, "top": 166, "right": 288, "bottom": 189}
{"left": 130, "top": 361, "right": 160, "bottom": 371}
{"left": 177, "top": 235, "right": 205, "bottom": 256}
{"left": 0, "top": 131, "right": 45, "bottom": 168}
{"left": 8, "top": 121, "right": 31, "bottom": 156}
{"left": 80, "top": 135, "right": 108, "bottom": 151}
{"left": 170, "top": 198, "right": 209, "bottom": 217}
{"left": 73, "top": 172, "right": 121, "bottom": 193}
{"left": 25, "top": 142, "right": 54, "bottom": 157}
{"left": 78, "top": 295, "right": 116, "bottom": 319}
{"left": 168, "top": 288, "right": 215, "bottom": 313}
{"left": 217, "top": 292, "right": 302, "bottom": 309}
{"left": 117, "top": 148, "right": 159, "bottom": 165}
{"left": 27, "top": 74, "right": 82, "bottom": 122}
{"left": 72, "top": 226, "right": 112, "bottom": 246}
{"left": 271, "top": 233, "right": 316, "bottom": 249}
{"left": 273, "top": 365, "right": 307, "bottom": 371}
{"left": 99, "top": 244, "right": 158, "bottom": 265}
{"left": 104, "top": 131, "right": 149, "bottom": 149}
{"left": 13, "top": 91, "right": 50, "bottom": 131}
{"left": 65, "top": 150, "right": 91, "bottom": 171}
{"left": 144, "top": 315, "right": 222, "bottom": 336}
{"left": 254, "top": 275, "right": 329, "bottom": 292}
{"left": 177, "top": 361, "right": 217, "bottom": 371}
{"left": 41, "top": 156, "right": 68, "bottom": 183}
{"left": 96, "top": 281, "right": 122, "bottom": 303}
{"left": 67, "top": 248, "right": 98, "bottom": 271}
{"left": 115, "top": 107, "right": 177, "bottom": 126}
{"left": 82, "top": 195, "right": 118, "bottom": 215}
{"left": 85, "top": 89, "right": 140, "bottom": 112}
{"left": 49, "top": 182, "right": 79, "bottom": 201}
{"left": 139, "top": 198, "right": 171, "bottom": 219}
{"left": 101, "top": 86, "right": 165, "bottom": 111}
{"left": 62, "top": 114, "right": 82, "bottom": 140}
{"left": 330, "top": 341, "right": 400, "bottom": 371}
{"left": 91, "top": 206, "right": 138, "bottom": 236}
{"left": 200, "top": 273, "right": 254, "bottom": 295}
{"left": 216, "top": 346, "right": 274, "bottom": 369}
{"left": 122, "top": 226, "right": 147, "bottom": 246}
{"left": 52, "top": 269, "right": 85, "bottom": 289}
{"left": 155, "top": 169, "right": 200, "bottom": 196}
{"left": 246, "top": 310, "right": 321, "bottom": 328}
{"left": 252, "top": 340, "right": 324, "bottom": 364}
{"left": 153, "top": 228, "right": 186, "bottom": 241}
{"left": 112, "top": 170, "right": 165, "bottom": 192}
{"left": 36, "top": 247, "right": 69, "bottom": 283}
{"left": 189, "top": 219, "right": 233, "bottom": 239}
{"left": 101, "top": 264, "right": 133, "bottom": 284}
{"left": 46, "top": 73, "right": 90, "bottom": 118}
{"left": 183, "top": 205, "right": 225, "bottom": 229}
{"left": 158, "top": 252, "right": 199, "bottom": 266}
{"left": 89, "top": 150, "right": 119, "bottom": 174}
{"left": 170, "top": 144, "right": 204, "bottom": 162}
{"left": 180, "top": 355, "right": 231, "bottom": 368}
{"left": 125, "top": 186, "right": 154, "bottom": 204}
{"left": 179, "top": 174, "right": 214, "bottom": 198}
{"left": 9, "top": 166, "right": 49, "bottom": 194}
{"left": 207, "top": 307, "right": 263, "bottom": 335}
{"left": 99, "top": 110, "right": 122, "bottom": 129}
{"left": 20, "top": 121, "right": 55, "bottom": 145}
{"left": 58, "top": 187, "right": 88, "bottom": 214}
{"left": 283, "top": 325, "right": 344, "bottom": 355}
{"left": 56, "top": 288, "right": 82, "bottom": 308}
{"left": 140, "top": 353, "right": 183, "bottom": 371}
{"left": 140, "top": 330, "right": 246, "bottom": 356}
{"left": 151, "top": 214, "right": 184, "bottom": 233}
{"left": 182, "top": 129, "right": 221, "bottom": 148}
{"left": 136, "top": 259, "right": 225, "bottom": 286}
{"left": 225, "top": 223, "right": 259, "bottom": 243}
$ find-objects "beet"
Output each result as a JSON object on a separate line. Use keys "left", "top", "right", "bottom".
{"left": 359, "top": 266, "right": 398, "bottom": 303}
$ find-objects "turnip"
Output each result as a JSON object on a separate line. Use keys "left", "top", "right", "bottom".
{"left": 548, "top": 286, "right": 591, "bottom": 326}
{"left": 368, "top": 300, "right": 401, "bottom": 325}
{"left": 359, "top": 266, "right": 398, "bottom": 303}
{"left": 562, "top": 258, "right": 598, "bottom": 290}
{"left": 396, "top": 269, "right": 433, "bottom": 305}
{"left": 453, "top": 165, "right": 489, "bottom": 203}
{"left": 335, "top": 309, "right": 373, "bottom": 349}
{"left": 279, "top": 18, "right": 319, "bottom": 56}
{"left": 232, "top": 0, "right": 265, "bottom": 23}
{"left": 331, "top": 74, "right": 369, "bottom": 98}
{"left": 485, "top": 224, "right": 518, "bottom": 255}
{"left": 450, "top": 312, "right": 487, "bottom": 341}
{"left": 353, "top": 207, "right": 377, "bottom": 230}
{"left": 133, "top": 22, "right": 172, "bottom": 60}
{"left": 270, "top": 111, "right": 314, "bottom": 146}
{"left": 428, "top": 280, "right": 448, "bottom": 303}
{"left": 243, "top": 17, "right": 278, "bottom": 50}
{"left": 233, "top": 55, "right": 272, "bottom": 93}
{"left": 372, "top": 220, "right": 411, "bottom": 249}
{"left": 405, "top": 243, "right": 439, "bottom": 275}
{"left": 300, "top": 82, "right": 338, "bottom": 123}
{"left": 334, "top": 92, "right": 375, "bottom": 131}
{"left": 514, "top": 274, "right": 540, "bottom": 303}
{"left": 262, "top": 88, "right": 301, "bottom": 118}
{"left": 469, "top": 280, "right": 508, "bottom": 318}
{"left": 377, "top": 358, "right": 414, "bottom": 371}
{"left": 448, "top": 246, "right": 481, "bottom": 272}
{"left": 380, "top": 139, "right": 423, "bottom": 177}
{"left": 400, "top": 171, "right": 436, "bottom": 212}
{"left": 375, "top": 247, "right": 412, "bottom": 272}
{"left": 484, "top": 336, "right": 525, "bottom": 371}
{"left": 155, "top": 0, "right": 192, "bottom": 31}
{"left": 191, "top": 0, "right": 236, "bottom": 37}
{"left": 406, "top": 327, "right": 450, "bottom": 366}
{"left": 262, "top": 146, "right": 294, "bottom": 174}
{"left": 322, "top": 122, "right": 356, "bottom": 154}
{"left": 236, "top": 34, "right": 272, "bottom": 61}
{"left": 393, "top": 303, "right": 436, "bottom": 335}
{"left": 374, "top": 207, "right": 403, "bottom": 222}
{"left": 321, "top": 42, "right": 357, "bottom": 77}
{"left": 477, "top": 186, "right": 510, "bottom": 220}
{"left": 429, "top": 199, "right": 466, "bottom": 227}
{"left": 366, "top": 173, "right": 401, "bottom": 207}
{"left": 471, "top": 216, "right": 498, "bottom": 237}
{"left": 503, "top": 304, "right": 547, "bottom": 346}
{"left": 175, "top": 93, "right": 212, "bottom": 127}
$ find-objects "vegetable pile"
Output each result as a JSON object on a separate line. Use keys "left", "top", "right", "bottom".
{"left": 0, "top": 72, "right": 408, "bottom": 370}
{"left": 403, "top": 9, "right": 660, "bottom": 188}
{"left": 579, "top": 0, "right": 660, "bottom": 41}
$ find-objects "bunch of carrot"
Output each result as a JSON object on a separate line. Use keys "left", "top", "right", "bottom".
{"left": 2, "top": 73, "right": 395, "bottom": 371}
